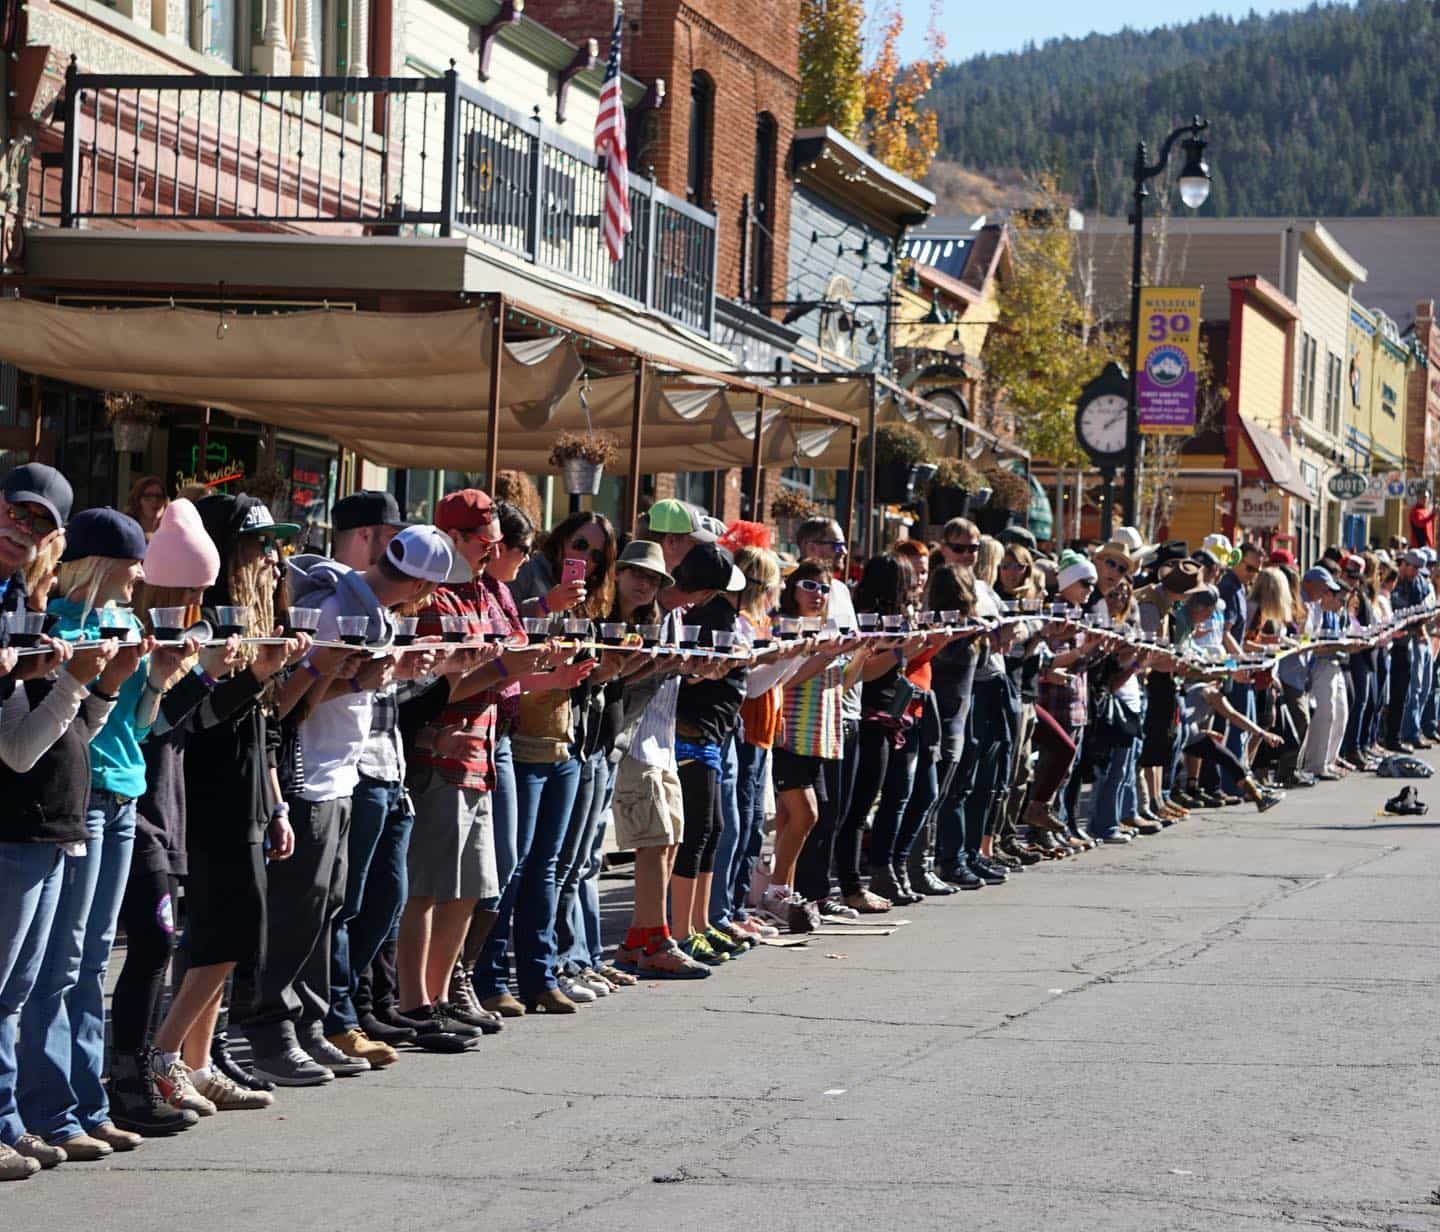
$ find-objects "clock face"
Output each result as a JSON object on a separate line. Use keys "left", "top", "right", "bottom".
{"left": 1078, "top": 393, "right": 1129, "bottom": 457}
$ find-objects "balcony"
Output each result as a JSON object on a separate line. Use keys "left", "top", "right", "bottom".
{"left": 37, "top": 65, "right": 717, "bottom": 338}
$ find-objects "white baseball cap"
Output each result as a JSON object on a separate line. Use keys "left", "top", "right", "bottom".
{"left": 386, "top": 525, "right": 457, "bottom": 583}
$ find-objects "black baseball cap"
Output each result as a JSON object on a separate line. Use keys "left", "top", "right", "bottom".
{"left": 60, "top": 507, "right": 148, "bottom": 562}
{"left": 332, "top": 490, "right": 411, "bottom": 533}
{"left": 2, "top": 462, "right": 74, "bottom": 530}
{"left": 671, "top": 542, "right": 746, "bottom": 593}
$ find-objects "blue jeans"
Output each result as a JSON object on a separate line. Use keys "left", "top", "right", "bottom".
{"left": 0, "top": 843, "right": 65, "bottom": 1146}
{"left": 555, "top": 750, "right": 610, "bottom": 972}
{"left": 326, "top": 777, "right": 413, "bottom": 1035}
{"left": 1403, "top": 639, "right": 1432, "bottom": 742}
{"left": 477, "top": 757, "right": 581, "bottom": 999}
{"left": 19, "top": 792, "right": 136, "bottom": 1140}
{"left": 712, "top": 739, "right": 768, "bottom": 924}
{"left": 490, "top": 734, "right": 519, "bottom": 898}
{"left": 708, "top": 736, "right": 741, "bottom": 924}
{"left": 1221, "top": 684, "right": 1253, "bottom": 793}
{"left": 938, "top": 676, "right": 1012, "bottom": 866}
{"left": 1342, "top": 665, "right": 1374, "bottom": 761}
{"left": 1090, "top": 737, "right": 1139, "bottom": 839}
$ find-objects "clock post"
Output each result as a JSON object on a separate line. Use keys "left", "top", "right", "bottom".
{"left": 1074, "top": 362, "right": 1132, "bottom": 541}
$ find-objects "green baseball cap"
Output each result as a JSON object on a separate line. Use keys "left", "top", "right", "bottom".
{"left": 642, "top": 498, "right": 716, "bottom": 543}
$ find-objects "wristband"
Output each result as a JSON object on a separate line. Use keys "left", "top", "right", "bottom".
{"left": 142, "top": 678, "right": 165, "bottom": 698}
{"left": 270, "top": 802, "right": 290, "bottom": 820}
{"left": 301, "top": 660, "right": 322, "bottom": 680}
{"left": 90, "top": 685, "right": 117, "bottom": 702}
{"left": 194, "top": 665, "right": 220, "bottom": 688}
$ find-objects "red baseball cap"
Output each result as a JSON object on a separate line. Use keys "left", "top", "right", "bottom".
{"left": 434, "top": 489, "right": 501, "bottom": 542}
{"left": 1267, "top": 548, "right": 1295, "bottom": 566}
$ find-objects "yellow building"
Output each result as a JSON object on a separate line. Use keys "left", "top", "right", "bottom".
{"left": 1349, "top": 303, "right": 1412, "bottom": 543}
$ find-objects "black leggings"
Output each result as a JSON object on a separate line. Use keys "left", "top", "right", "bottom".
{"left": 111, "top": 863, "right": 178, "bottom": 1055}
{"left": 1184, "top": 733, "right": 1249, "bottom": 783}
{"left": 674, "top": 759, "right": 722, "bottom": 880}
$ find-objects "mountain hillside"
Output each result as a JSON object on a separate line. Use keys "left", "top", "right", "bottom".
{"left": 928, "top": 0, "right": 1440, "bottom": 216}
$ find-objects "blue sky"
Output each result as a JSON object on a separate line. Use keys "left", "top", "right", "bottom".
{"left": 894, "top": 0, "right": 1348, "bottom": 59}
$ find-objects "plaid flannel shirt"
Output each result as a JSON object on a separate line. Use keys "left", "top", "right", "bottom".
{"left": 411, "top": 582, "right": 496, "bottom": 791}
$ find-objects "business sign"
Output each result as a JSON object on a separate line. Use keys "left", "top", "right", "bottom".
{"left": 1327, "top": 470, "right": 1368, "bottom": 500}
{"left": 1409, "top": 478, "right": 1432, "bottom": 501}
{"left": 1347, "top": 495, "right": 1385, "bottom": 516}
{"left": 1238, "top": 487, "right": 1284, "bottom": 528}
{"left": 1137, "top": 287, "right": 1203, "bottom": 436}
{"left": 1385, "top": 472, "right": 1408, "bottom": 499}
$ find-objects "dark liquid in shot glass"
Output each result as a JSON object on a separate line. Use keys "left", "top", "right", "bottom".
{"left": 393, "top": 634, "right": 416, "bottom": 647}
{"left": 100, "top": 626, "right": 129, "bottom": 641}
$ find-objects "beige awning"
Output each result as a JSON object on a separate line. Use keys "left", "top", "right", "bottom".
{"left": 0, "top": 298, "right": 582, "bottom": 434}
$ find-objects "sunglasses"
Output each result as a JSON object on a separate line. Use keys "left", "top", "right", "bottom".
{"left": 945, "top": 541, "right": 978, "bottom": 555}
{"left": 6, "top": 503, "right": 57, "bottom": 538}
{"left": 796, "top": 579, "right": 831, "bottom": 595}
{"left": 504, "top": 539, "right": 534, "bottom": 557}
{"left": 1000, "top": 558, "right": 1025, "bottom": 570}
{"left": 250, "top": 533, "right": 280, "bottom": 555}
{"left": 1101, "top": 558, "right": 1129, "bottom": 573}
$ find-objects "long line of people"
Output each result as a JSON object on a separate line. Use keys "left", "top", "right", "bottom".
{"left": 1, "top": 463, "right": 1434, "bottom": 1180}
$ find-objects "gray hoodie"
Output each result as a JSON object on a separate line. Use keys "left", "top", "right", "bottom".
{"left": 286, "top": 553, "right": 395, "bottom": 647}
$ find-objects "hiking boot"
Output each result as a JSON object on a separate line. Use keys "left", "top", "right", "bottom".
{"left": 13, "top": 1134, "right": 65, "bottom": 1169}
{"left": 50, "top": 1133, "right": 112, "bottom": 1162}
{"left": 0, "top": 1142, "right": 40, "bottom": 1182}
{"left": 192, "top": 1070, "right": 275, "bottom": 1111}
{"left": 211, "top": 1033, "right": 275, "bottom": 1093}
{"left": 326, "top": 1028, "right": 400, "bottom": 1068}
{"left": 88, "top": 1122, "right": 142, "bottom": 1152}
{"left": 109, "top": 1051, "right": 198, "bottom": 1137}
{"left": 478, "top": 991, "right": 526, "bottom": 1018}
{"left": 636, "top": 937, "right": 712, "bottom": 979}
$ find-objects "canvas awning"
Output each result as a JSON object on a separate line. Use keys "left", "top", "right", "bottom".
{"left": 1239, "top": 415, "right": 1314, "bottom": 503}
{"left": 0, "top": 297, "right": 857, "bottom": 474}
{"left": 0, "top": 299, "right": 583, "bottom": 435}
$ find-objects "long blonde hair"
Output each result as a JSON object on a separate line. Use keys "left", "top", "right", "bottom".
{"left": 733, "top": 546, "right": 781, "bottom": 623}
{"left": 56, "top": 556, "right": 131, "bottom": 613}
{"left": 974, "top": 536, "right": 1002, "bottom": 586}
{"left": 1249, "top": 566, "right": 1294, "bottom": 632}
{"left": 23, "top": 531, "right": 66, "bottom": 610}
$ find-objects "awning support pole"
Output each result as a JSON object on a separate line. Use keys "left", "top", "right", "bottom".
{"left": 626, "top": 361, "right": 646, "bottom": 536}
{"left": 845, "top": 420, "right": 861, "bottom": 548}
{"left": 862, "top": 374, "right": 879, "bottom": 558}
{"left": 749, "top": 393, "right": 765, "bottom": 521}
{"left": 485, "top": 296, "right": 504, "bottom": 488}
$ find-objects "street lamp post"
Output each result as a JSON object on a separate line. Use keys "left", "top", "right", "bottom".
{"left": 1123, "top": 116, "right": 1212, "bottom": 527}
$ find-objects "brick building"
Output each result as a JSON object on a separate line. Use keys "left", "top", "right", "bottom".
{"left": 524, "top": 0, "right": 799, "bottom": 308}
{"left": 1404, "top": 301, "right": 1440, "bottom": 485}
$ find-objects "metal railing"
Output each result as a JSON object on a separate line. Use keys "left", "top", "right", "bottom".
{"left": 44, "top": 62, "right": 717, "bottom": 337}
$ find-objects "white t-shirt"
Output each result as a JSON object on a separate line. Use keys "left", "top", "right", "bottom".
{"left": 297, "top": 593, "right": 373, "bottom": 802}
{"left": 826, "top": 580, "right": 863, "bottom": 721}
{"left": 629, "top": 609, "right": 681, "bottom": 771}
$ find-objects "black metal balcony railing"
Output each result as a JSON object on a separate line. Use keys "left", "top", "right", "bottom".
{"left": 42, "top": 63, "right": 717, "bottom": 338}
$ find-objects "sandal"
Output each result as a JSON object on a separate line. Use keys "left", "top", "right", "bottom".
{"left": 841, "top": 889, "right": 892, "bottom": 914}
{"left": 598, "top": 963, "right": 638, "bottom": 987}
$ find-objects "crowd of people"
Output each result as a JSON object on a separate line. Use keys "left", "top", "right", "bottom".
{"left": 1, "top": 459, "right": 1436, "bottom": 1182}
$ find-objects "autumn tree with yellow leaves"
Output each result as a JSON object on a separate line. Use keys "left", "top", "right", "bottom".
{"left": 797, "top": 0, "right": 945, "bottom": 181}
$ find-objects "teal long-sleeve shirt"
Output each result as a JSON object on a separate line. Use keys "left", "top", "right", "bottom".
{"left": 48, "top": 597, "right": 152, "bottom": 798}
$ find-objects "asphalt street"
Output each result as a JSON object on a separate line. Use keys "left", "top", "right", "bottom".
{"left": 11, "top": 763, "right": 1440, "bottom": 1232}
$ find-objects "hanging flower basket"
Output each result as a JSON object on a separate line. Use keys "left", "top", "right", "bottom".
{"left": 550, "top": 431, "right": 619, "bottom": 497}
{"left": 104, "top": 390, "right": 163, "bottom": 455}
{"left": 772, "top": 489, "right": 819, "bottom": 544}
{"left": 112, "top": 420, "right": 153, "bottom": 453}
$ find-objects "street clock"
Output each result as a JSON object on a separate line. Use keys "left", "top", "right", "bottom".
{"left": 1074, "top": 362, "right": 1131, "bottom": 467}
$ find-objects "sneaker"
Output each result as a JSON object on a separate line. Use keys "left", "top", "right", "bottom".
{"left": 303, "top": 1031, "right": 371, "bottom": 1076}
{"left": 704, "top": 925, "right": 746, "bottom": 957}
{"left": 714, "top": 920, "right": 756, "bottom": 951}
{"left": 1101, "top": 832, "right": 1133, "bottom": 844}
{"left": 576, "top": 968, "right": 616, "bottom": 995}
{"left": 403, "top": 1004, "right": 481, "bottom": 1053}
{"left": 152, "top": 1055, "right": 217, "bottom": 1116}
{"left": 679, "top": 932, "right": 727, "bottom": 965}
{"left": 760, "top": 883, "right": 796, "bottom": 920}
{"left": 734, "top": 916, "right": 779, "bottom": 939}
{"left": 250, "top": 1046, "right": 337, "bottom": 1087}
{"left": 611, "top": 943, "right": 644, "bottom": 972}
{"left": 1256, "top": 789, "right": 1286, "bottom": 813}
{"left": 109, "top": 1051, "right": 199, "bottom": 1137}
{"left": 786, "top": 897, "right": 821, "bottom": 934}
{"left": 0, "top": 1142, "right": 40, "bottom": 1182}
{"left": 356, "top": 1011, "right": 417, "bottom": 1045}
{"left": 193, "top": 1070, "right": 275, "bottom": 1110}
{"left": 815, "top": 898, "right": 860, "bottom": 920}
{"left": 556, "top": 973, "right": 599, "bottom": 1002}
{"left": 597, "top": 962, "right": 639, "bottom": 987}
{"left": 13, "top": 1134, "right": 65, "bottom": 1168}
{"left": 211, "top": 1034, "right": 275, "bottom": 1093}
{"left": 636, "top": 937, "right": 712, "bottom": 979}
{"left": 326, "top": 1028, "right": 400, "bottom": 1069}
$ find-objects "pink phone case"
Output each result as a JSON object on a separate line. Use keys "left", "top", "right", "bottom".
{"left": 562, "top": 557, "right": 588, "bottom": 586}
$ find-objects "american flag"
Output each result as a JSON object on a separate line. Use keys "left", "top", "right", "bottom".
{"left": 595, "top": 3, "right": 631, "bottom": 263}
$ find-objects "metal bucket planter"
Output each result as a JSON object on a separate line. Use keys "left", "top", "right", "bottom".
{"left": 928, "top": 486, "right": 970, "bottom": 523}
{"left": 562, "top": 457, "right": 604, "bottom": 496}
{"left": 112, "top": 420, "right": 152, "bottom": 453}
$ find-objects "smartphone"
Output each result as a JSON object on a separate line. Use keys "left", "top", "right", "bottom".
{"left": 562, "top": 556, "right": 588, "bottom": 588}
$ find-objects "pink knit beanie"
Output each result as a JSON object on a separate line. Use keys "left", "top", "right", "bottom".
{"left": 143, "top": 497, "right": 220, "bottom": 588}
